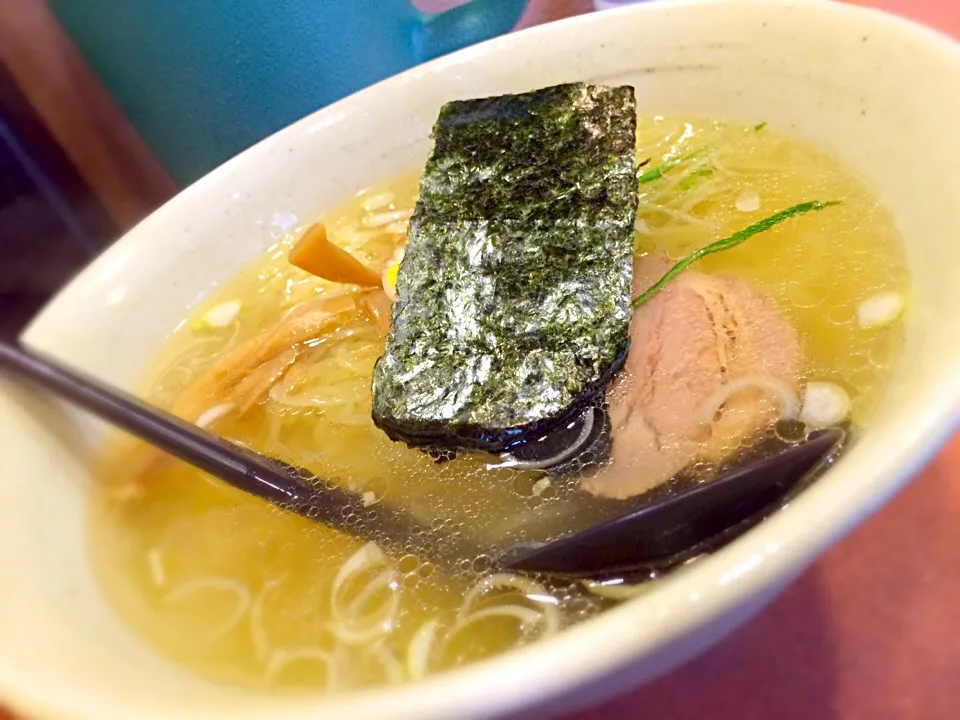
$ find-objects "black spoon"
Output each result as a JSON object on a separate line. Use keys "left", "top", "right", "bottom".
{"left": 499, "top": 426, "right": 845, "bottom": 578}
{"left": 0, "top": 340, "right": 481, "bottom": 564}
{"left": 0, "top": 339, "right": 843, "bottom": 579}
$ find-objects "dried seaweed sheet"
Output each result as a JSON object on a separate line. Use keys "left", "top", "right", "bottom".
{"left": 372, "top": 82, "right": 638, "bottom": 453}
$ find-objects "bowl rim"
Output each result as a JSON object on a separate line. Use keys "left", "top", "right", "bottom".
{"left": 10, "top": 1, "right": 960, "bottom": 719}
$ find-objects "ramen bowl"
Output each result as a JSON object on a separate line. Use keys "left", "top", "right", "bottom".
{"left": 2, "top": 1, "right": 959, "bottom": 718}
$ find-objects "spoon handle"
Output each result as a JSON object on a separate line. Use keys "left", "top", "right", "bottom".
{"left": 0, "top": 340, "right": 309, "bottom": 506}
{"left": 0, "top": 340, "right": 483, "bottom": 564}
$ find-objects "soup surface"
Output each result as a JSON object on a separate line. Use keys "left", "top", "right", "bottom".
{"left": 92, "top": 116, "right": 907, "bottom": 692}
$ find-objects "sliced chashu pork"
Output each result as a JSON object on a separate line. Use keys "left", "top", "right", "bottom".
{"left": 583, "top": 254, "right": 801, "bottom": 500}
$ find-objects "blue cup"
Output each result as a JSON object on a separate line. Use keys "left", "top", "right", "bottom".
{"left": 48, "top": 0, "right": 528, "bottom": 185}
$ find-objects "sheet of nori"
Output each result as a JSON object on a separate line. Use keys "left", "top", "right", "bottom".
{"left": 371, "top": 82, "right": 638, "bottom": 454}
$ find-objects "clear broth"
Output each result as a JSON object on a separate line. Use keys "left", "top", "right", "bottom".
{"left": 92, "top": 117, "right": 907, "bottom": 693}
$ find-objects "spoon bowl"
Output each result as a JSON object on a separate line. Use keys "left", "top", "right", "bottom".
{"left": 501, "top": 427, "right": 845, "bottom": 578}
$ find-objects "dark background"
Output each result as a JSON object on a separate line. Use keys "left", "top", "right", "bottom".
{"left": 0, "top": 60, "right": 114, "bottom": 337}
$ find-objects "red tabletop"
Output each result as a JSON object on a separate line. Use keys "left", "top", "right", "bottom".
{"left": 1, "top": 3, "right": 955, "bottom": 720}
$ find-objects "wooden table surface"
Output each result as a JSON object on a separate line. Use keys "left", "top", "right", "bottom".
{"left": 2, "top": 2, "right": 956, "bottom": 719}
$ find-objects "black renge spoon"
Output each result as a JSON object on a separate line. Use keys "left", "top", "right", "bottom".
{"left": 0, "top": 340, "right": 843, "bottom": 580}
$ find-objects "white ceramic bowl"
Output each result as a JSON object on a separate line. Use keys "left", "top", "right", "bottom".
{"left": 3, "top": 1, "right": 960, "bottom": 718}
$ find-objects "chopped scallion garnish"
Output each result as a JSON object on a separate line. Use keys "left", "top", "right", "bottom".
{"left": 631, "top": 200, "right": 842, "bottom": 308}
{"left": 678, "top": 165, "right": 715, "bottom": 191}
{"left": 637, "top": 147, "right": 709, "bottom": 184}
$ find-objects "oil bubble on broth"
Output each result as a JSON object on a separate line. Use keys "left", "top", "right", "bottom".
{"left": 91, "top": 116, "right": 907, "bottom": 693}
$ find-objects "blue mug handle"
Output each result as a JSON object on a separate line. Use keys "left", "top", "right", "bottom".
{"left": 411, "top": 0, "right": 529, "bottom": 63}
